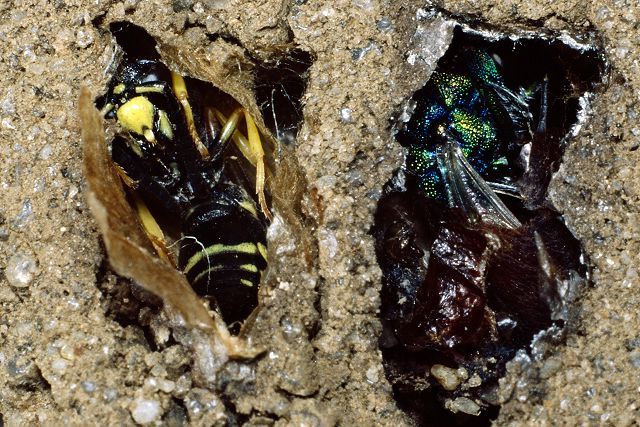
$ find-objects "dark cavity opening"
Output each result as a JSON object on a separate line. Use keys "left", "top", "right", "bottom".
{"left": 254, "top": 50, "right": 313, "bottom": 146}
{"left": 373, "top": 25, "right": 605, "bottom": 426}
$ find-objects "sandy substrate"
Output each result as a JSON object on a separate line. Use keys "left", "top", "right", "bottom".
{"left": 0, "top": 0, "right": 638, "bottom": 425}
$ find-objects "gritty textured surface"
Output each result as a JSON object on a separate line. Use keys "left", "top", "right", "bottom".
{"left": 0, "top": 0, "right": 637, "bottom": 425}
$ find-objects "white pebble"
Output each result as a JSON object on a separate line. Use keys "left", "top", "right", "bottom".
{"left": 158, "top": 379, "right": 175, "bottom": 393}
{"left": 448, "top": 397, "right": 480, "bottom": 416}
{"left": 75, "top": 28, "right": 94, "bottom": 48}
{"left": 431, "top": 364, "right": 463, "bottom": 391}
{"left": 340, "top": 107, "right": 354, "bottom": 123}
{"left": 6, "top": 253, "right": 38, "bottom": 287}
{"left": 365, "top": 366, "right": 379, "bottom": 383}
{"left": 51, "top": 358, "right": 67, "bottom": 374}
{"left": 60, "top": 345, "right": 75, "bottom": 360}
{"left": 131, "top": 399, "right": 161, "bottom": 424}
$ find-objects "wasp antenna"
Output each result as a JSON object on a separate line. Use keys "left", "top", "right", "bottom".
{"left": 536, "top": 76, "right": 549, "bottom": 135}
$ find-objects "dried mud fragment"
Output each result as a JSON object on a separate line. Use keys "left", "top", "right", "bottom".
{"left": 79, "top": 88, "right": 261, "bottom": 364}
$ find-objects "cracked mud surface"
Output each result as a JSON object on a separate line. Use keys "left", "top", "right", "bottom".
{"left": 0, "top": 0, "right": 638, "bottom": 425}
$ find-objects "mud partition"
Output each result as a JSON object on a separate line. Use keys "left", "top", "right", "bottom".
{"left": 0, "top": 1, "right": 638, "bottom": 426}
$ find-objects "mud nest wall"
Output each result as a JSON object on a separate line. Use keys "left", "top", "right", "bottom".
{"left": 0, "top": 0, "right": 639, "bottom": 425}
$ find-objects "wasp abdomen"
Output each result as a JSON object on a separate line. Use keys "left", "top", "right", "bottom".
{"left": 178, "top": 185, "right": 268, "bottom": 326}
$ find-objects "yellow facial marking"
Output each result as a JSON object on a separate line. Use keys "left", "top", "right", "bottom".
{"left": 116, "top": 96, "right": 155, "bottom": 137}
{"left": 183, "top": 242, "right": 258, "bottom": 274}
{"left": 158, "top": 110, "right": 173, "bottom": 140}
{"left": 240, "top": 279, "right": 254, "bottom": 287}
{"left": 113, "top": 83, "right": 126, "bottom": 94}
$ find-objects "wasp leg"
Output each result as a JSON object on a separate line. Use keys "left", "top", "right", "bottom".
{"left": 243, "top": 110, "right": 270, "bottom": 221}
{"left": 214, "top": 108, "right": 253, "bottom": 161}
{"left": 171, "top": 71, "right": 210, "bottom": 159}
{"left": 133, "top": 193, "right": 176, "bottom": 266}
{"left": 111, "top": 137, "right": 178, "bottom": 265}
{"left": 486, "top": 181, "right": 522, "bottom": 198}
{"left": 113, "top": 164, "right": 175, "bottom": 265}
{"left": 212, "top": 108, "right": 272, "bottom": 221}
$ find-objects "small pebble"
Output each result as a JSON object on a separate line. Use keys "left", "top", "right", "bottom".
{"left": 75, "top": 28, "right": 94, "bottom": 48}
{"left": 6, "top": 252, "right": 38, "bottom": 287}
{"left": 0, "top": 92, "right": 15, "bottom": 115}
{"left": 144, "top": 377, "right": 158, "bottom": 391}
{"left": 103, "top": 388, "right": 118, "bottom": 402}
{"left": 184, "top": 388, "right": 222, "bottom": 419}
{"left": 67, "top": 184, "right": 78, "bottom": 199}
{"left": 540, "top": 357, "right": 563, "bottom": 378}
{"left": 60, "top": 344, "right": 75, "bottom": 360}
{"left": 430, "top": 364, "right": 463, "bottom": 391}
{"left": 377, "top": 17, "right": 392, "bottom": 31}
{"left": 82, "top": 381, "right": 96, "bottom": 393}
{"left": 447, "top": 397, "right": 481, "bottom": 416}
{"left": 38, "top": 144, "right": 52, "bottom": 160}
{"left": 628, "top": 350, "right": 640, "bottom": 368}
{"left": 318, "top": 228, "right": 338, "bottom": 258}
{"left": 51, "top": 358, "right": 67, "bottom": 374}
{"left": 131, "top": 399, "right": 161, "bottom": 425}
{"left": 339, "top": 108, "right": 354, "bottom": 123}
{"left": 174, "top": 375, "right": 192, "bottom": 397}
{"left": 280, "top": 317, "right": 303, "bottom": 342}
{"left": 12, "top": 199, "right": 33, "bottom": 228}
{"left": 150, "top": 364, "right": 166, "bottom": 378}
{"left": 144, "top": 352, "right": 161, "bottom": 367}
{"left": 467, "top": 373, "right": 482, "bottom": 388}
{"left": 365, "top": 366, "right": 379, "bottom": 383}
{"left": 158, "top": 379, "right": 175, "bottom": 393}
{"left": 192, "top": 2, "right": 205, "bottom": 13}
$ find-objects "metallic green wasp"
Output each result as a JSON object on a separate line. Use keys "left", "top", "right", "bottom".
{"left": 397, "top": 48, "right": 534, "bottom": 228}
{"left": 374, "top": 35, "right": 603, "bottom": 421}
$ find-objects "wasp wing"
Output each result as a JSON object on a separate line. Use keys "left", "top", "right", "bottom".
{"left": 437, "top": 137, "right": 521, "bottom": 229}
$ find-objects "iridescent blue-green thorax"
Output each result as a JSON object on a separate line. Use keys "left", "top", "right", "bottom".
{"left": 399, "top": 50, "right": 523, "bottom": 200}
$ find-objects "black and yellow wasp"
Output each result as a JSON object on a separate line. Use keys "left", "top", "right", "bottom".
{"left": 97, "top": 22, "right": 272, "bottom": 332}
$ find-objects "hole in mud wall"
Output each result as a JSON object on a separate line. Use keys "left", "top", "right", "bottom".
{"left": 92, "top": 21, "right": 313, "bottom": 340}
{"left": 254, "top": 50, "right": 314, "bottom": 146}
{"left": 373, "top": 25, "right": 605, "bottom": 426}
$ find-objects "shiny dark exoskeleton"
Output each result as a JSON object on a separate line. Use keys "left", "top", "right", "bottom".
{"left": 372, "top": 31, "right": 602, "bottom": 422}
{"left": 98, "top": 22, "right": 269, "bottom": 332}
